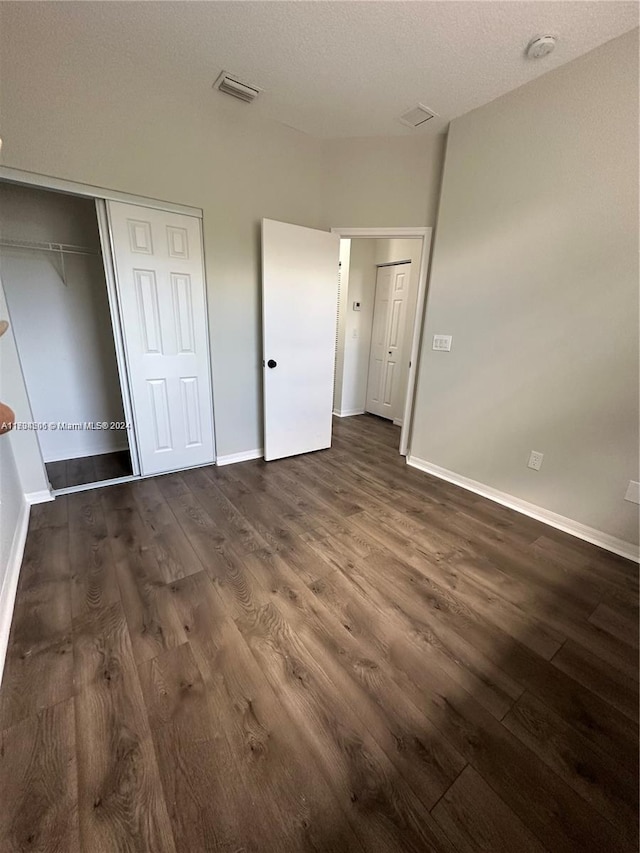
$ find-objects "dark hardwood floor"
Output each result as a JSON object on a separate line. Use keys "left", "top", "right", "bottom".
{"left": 1, "top": 414, "right": 637, "bottom": 852}
{"left": 46, "top": 449, "right": 132, "bottom": 490}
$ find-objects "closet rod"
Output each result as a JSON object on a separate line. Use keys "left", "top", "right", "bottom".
{"left": 0, "top": 238, "right": 98, "bottom": 256}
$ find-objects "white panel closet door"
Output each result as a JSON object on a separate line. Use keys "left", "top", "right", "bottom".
{"left": 262, "top": 218, "right": 340, "bottom": 461}
{"left": 107, "top": 201, "right": 214, "bottom": 475}
{"left": 365, "top": 263, "right": 411, "bottom": 420}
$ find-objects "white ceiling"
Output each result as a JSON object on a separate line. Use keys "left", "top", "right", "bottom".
{"left": 6, "top": 1, "right": 638, "bottom": 138}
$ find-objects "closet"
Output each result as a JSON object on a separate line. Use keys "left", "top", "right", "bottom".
{"left": 0, "top": 177, "right": 215, "bottom": 494}
{"left": 0, "top": 181, "right": 133, "bottom": 490}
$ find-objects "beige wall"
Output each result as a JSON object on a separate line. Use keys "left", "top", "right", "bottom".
{"left": 323, "top": 135, "right": 446, "bottom": 228}
{"left": 411, "top": 30, "right": 640, "bottom": 546}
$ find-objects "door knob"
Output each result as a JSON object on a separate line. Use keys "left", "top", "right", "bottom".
{"left": 267, "top": 359, "right": 277, "bottom": 368}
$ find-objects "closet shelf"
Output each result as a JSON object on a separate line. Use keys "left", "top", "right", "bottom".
{"left": 0, "top": 238, "right": 99, "bottom": 287}
{"left": 0, "top": 238, "right": 98, "bottom": 256}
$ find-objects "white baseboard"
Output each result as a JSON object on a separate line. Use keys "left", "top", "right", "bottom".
{"left": 25, "top": 489, "right": 54, "bottom": 504}
{"left": 407, "top": 456, "right": 640, "bottom": 563}
{"left": 0, "top": 498, "right": 30, "bottom": 688}
{"left": 216, "top": 448, "right": 263, "bottom": 467}
{"left": 333, "top": 408, "right": 365, "bottom": 418}
{"left": 393, "top": 418, "right": 403, "bottom": 426}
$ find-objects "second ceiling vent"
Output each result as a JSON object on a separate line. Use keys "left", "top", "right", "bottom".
{"left": 214, "top": 71, "right": 262, "bottom": 103}
{"left": 399, "top": 104, "right": 437, "bottom": 128}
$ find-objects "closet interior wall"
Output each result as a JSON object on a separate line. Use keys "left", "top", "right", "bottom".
{"left": 0, "top": 182, "right": 131, "bottom": 487}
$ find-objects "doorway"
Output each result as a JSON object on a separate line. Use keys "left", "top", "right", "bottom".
{"left": 331, "top": 228, "right": 432, "bottom": 456}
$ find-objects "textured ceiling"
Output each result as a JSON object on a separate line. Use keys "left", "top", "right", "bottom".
{"left": 2, "top": 1, "right": 638, "bottom": 138}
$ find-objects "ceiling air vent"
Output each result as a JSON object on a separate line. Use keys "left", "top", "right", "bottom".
{"left": 213, "top": 71, "right": 262, "bottom": 103}
{"left": 399, "top": 104, "right": 437, "bottom": 128}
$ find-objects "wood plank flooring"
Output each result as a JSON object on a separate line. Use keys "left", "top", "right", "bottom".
{"left": 46, "top": 449, "right": 132, "bottom": 491}
{"left": 1, "top": 414, "right": 638, "bottom": 852}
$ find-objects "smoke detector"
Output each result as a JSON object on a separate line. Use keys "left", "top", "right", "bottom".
{"left": 398, "top": 104, "right": 437, "bottom": 129}
{"left": 526, "top": 36, "right": 557, "bottom": 59}
{"left": 213, "top": 71, "right": 262, "bottom": 103}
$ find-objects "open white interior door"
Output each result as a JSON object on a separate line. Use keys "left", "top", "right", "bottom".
{"left": 107, "top": 201, "right": 215, "bottom": 476}
{"left": 262, "top": 219, "right": 340, "bottom": 461}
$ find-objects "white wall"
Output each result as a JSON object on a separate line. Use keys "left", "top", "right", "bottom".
{"left": 336, "top": 239, "right": 377, "bottom": 416}
{"left": 0, "top": 428, "right": 24, "bottom": 690}
{"left": 333, "top": 239, "right": 351, "bottom": 413}
{"left": 0, "top": 2, "right": 326, "bottom": 459}
{"left": 0, "top": 276, "right": 44, "bottom": 688}
{"left": 0, "top": 400, "right": 23, "bottom": 578}
{"left": 0, "top": 435, "right": 22, "bottom": 566}
{"left": 0, "top": 278, "right": 49, "bottom": 498}
{"left": 411, "top": 30, "right": 640, "bottom": 548}
{"left": 0, "top": 184, "right": 126, "bottom": 462}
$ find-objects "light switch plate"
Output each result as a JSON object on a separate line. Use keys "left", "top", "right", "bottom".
{"left": 624, "top": 480, "right": 640, "bottom": 504}
{"left": 433, "top": 334, "right": 452, "bottom": 352}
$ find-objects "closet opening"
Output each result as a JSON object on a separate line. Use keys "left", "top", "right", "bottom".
{"left": 0, "top": 181, "right": 136, "bottom": 493}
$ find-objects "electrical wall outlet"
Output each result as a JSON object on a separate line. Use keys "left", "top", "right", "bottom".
{"left": 624, "top": 480, "right": 640, "bottom": 504}
{"left": 528, "top": 450, "right": 544, "bottom": 471}
{"left": 433, "top": 334, "right": 452, "bottom": 351}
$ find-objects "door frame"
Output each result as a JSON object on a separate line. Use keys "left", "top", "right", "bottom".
{"left": 330, "top": 226, "right": 432, "bottom": 457}
{"left": 95, "top": 199, "right": 142, "bottom": 478}
{"left": 0, "top": 166, "right": 202, "bottom": 218}
{"left": 0, "top": 165, "right": 213, "bottom": 494}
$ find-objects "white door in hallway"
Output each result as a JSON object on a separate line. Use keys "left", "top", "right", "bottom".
{"left": 107, "top": 201, "right": 215, "bottom": 476}
{"left": 365, "top": 262, "right": 411, "bottom": 420}
{"left": 262, "top": 218, "right": 340, "bottom": 461}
